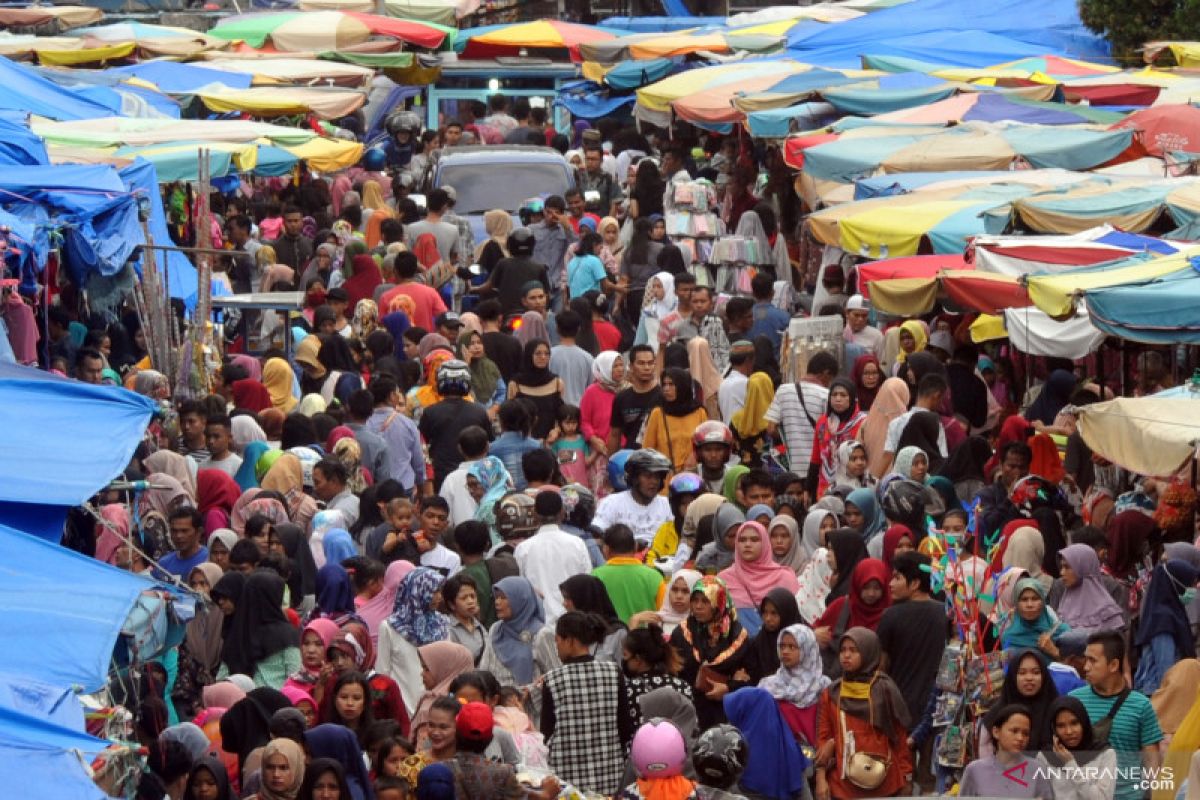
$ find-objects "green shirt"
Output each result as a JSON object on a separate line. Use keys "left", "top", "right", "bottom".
{"left": 461, "top": 560, "right": 496, "bottom": 628}
{"left": 592, "top": 558, "right": 664, "bottom": 624}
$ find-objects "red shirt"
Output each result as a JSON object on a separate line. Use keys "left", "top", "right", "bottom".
{"left": 594, "top": 320, "right": 622, "bottom": 351}
{"left": 379, "top": 283, "right": 446, "bottom": 330}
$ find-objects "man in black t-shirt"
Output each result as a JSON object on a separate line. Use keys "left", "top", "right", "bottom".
{"left": 477, "top": 300, "right": 523, "bottom": 381}
{"left": 418, "top": 360, "right": 493, "bottom": 491}
{"left": 606, "top": 344, "right": 662, "bottom": 453}
{"left": 877, "top": 552, "right": 948, "bottom": 768}
{"left": 474, "top": 228, "right": 550, "bottom": 316}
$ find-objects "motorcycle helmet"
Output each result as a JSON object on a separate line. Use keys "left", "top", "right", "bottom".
{"left": 362, "top": 147, "right": 387, "bottom": 172}
{"left": 518, "top": 197, "right": 544, "bottom": 225}
{"left": 385, "top": 110, "right": 422, "bottom": 138}
{"left": 493, "top": 492, "right": 537, "bottom": 541}
{"left": 507, "top": 227, "right": 536, "bottom": 257}
{"left": 881, "top": 478, "right": 928, "bottom": 532}
{"left": 624, "top": 448, "right": 672, "bottom": 486}
{"left": 668, "top": 472, "right": 704, "bottom": 517}
{"left": 607, "top": 449, "right": 634, "bottom": 492}
{"left": 560, "top": 483, "right": 596, "bottom": 530}
{"left": 436, "top": 359, "right": 472, "bottom": 397}
{"left": 692, "top": 420, "right": 735, "bottom": 452}
{"left": 692, "top": 724, "right": 748, "bottom": 790}
{"left": 631, "top": 720, "right": 687, "bottom": 780}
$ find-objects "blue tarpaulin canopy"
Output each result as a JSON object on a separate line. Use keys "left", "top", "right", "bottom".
{"left": 785, "top": 0, "right": 1110, "bottom": 68}
{"left": 0, "top": 521, "right": 164, "bottom": 690}
{"left": 1084, "top": 267, "right": 1200, "bottom": 344}
{"left": 0, "top": 113, "right": 48, "bottom": 167}
{"left": 0, "top": 364, "right": 156, "bottom": 543}
{"left": 555, "top": 81, "right": 636, "bottom": 120}
{"left": 0, "top": 704, "right": 112, "bottom": 800}
{"left": 110, "top": 61, "right": 253, "bottom": 93}
{"left": 0, "top": 56, "right": 115, "bottom": 121}
{"left": 120, "top": 158, "right": 199, "bottom": 309}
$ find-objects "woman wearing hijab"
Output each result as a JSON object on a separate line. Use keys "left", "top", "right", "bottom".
{"left": 894, "top": 410, "right": 946, "bottom": 474}
{"left": 760, "top": 623, "right": 830, "bottom": 752}
{"left": 410, "top": 641, "right": 474, "bottom": 740}
{"left": 768, "top": 514, "right": 808, "bottom": 574}
{"left": 552, "top": 574, "right": 627, "bottom": 667}
{"left": 635, "top": 271, "right": 676, "bottom": 351}
{"left": 480, "top": 576, "right": 550, "bottom": 689}
{"left": 304, "top": 727, "right": 372, "bottom": 799}
{"left": 1025, "top": 369, "right": 1077, "bottom": 427}
{"left": 358, "top": 560, "right": 414, "bottom": 644}
{"left": 176, "top": 561, "right": 227, "bottom": 719}
{"left": 144, "top": 450, "right": 197, "bottom": 501}
{"left": 724, "top": 687, "right": 810, "bottom": 800}
{"left": 275, "top": 523, "right": 316, "bottom": 613}
{"left": 687, "top": 337, "right": 724, "bottom": 421}
{"left": 232, "top": 380, "right": 274, "bottom": 414}
{"left": 815, "top": 558, "right": 891, "bottom": 673}
{"left": 262, "top": 454, "right": 319, "bottom": 534}
{"left": 983, "top": 649, "right": 1059, "bottom": 755}
{"left": 740, "top": 587, "right": 802, "bottom": 684}
{"left": 263, "top": 358, "right": 299, "bottom": 414}
{"left": 811, "top": 379, "right": 868, "bottom": 497}
{"left": 297, "top": 758, "right": 355, "bottom": 800}
{"left": 852, "top": 354, "right": 883, "bottom": 411}
{"left": 844, "top": 487, "right": 886, "bottom": 547}
{"left": 892, "top": 319, "right": 928, "bottom": 371}
{"left": 694, "top": 502, "right": 745, "bottom": 573}
{"left": 220, "top": 687, "right": 294, "bottom": 772}
{"left": 474, "top": 209, "right": 512, "bottom": 274}
{"left": 824, "top": 528, "right": 869, "bottom": 605}
{"left": 830, "top": 440, "right": 874, "bottom": 495}
{"left": 1003, "top": 526, "right": 1052, "bottom": 592}
{"left": 860, "top": 378, "right": 910, "bottom": 479}
{"left": 731, "top": 372, "right": 775, "bottom": 459}
{"left": 219, "top": 571, "right": 301, "bottom": 689}
{"left": 669, "top": 576, "right": 751, "bottom": 728}
{"left": 1001, "top": 577, "right": 1071, "bottom": 659}
{"left": 184, "top": 755, "right": 235, "bottom": 800}
{"left": 1053, "top": 543, "right": 1126, "bottom": 641}
{"left": 507, "top": 339, "right": 563, "bottom": 440}
{"left": 1035, "top": 696, "right": 1117, "bottom": 800}
{"left": 377, "top": 567, "right": 448, "bottom": 717}
{"left": 580, "top": 351, "right": 624, "bottom": 467}
{"left": 643, "top": 367, "right": 708, "bottom": 473}
{"left": 343, "top": 255, "right": 383, "bottom": 308}
{"left": 457, "top": 329, "right": 504, "bottom": 414}
{"left": 720, "top": 522, "right": 800, "bottom": 633}
{"left": 1135, "top": 560, "right": 1199, "bottom": 693}
{"left": 250, "top": 737, "right": 306, "bottom": 800}
{"left": 815, "top": 627, "right": 912, "bottom": 799}
{"left": 651, "top": 569, "right": 703, "bottom": 636}
{"left": 231, "top": 415, "right": 268, "bottom": 455}
{"left": 196, "top": 469, "right": 242, "bottom": 535}
{"left": 407, "top": 348, "right": 456, "bottom": 421}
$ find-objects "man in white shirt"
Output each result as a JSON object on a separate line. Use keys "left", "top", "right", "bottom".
{"left": 513, "top": 489, "right": 593, "bottom": 622}
{"left": 845, "top": 295, "right": 884, "bottom": 357}
{"left": 764, "top": 351, "right": 838, "bottom": 481}
{"left": 591, "top": 449, "right": 673, "bottom": 546}
{"left": 440, "top": 426, "right": 492, "bottom": 527}
{"left": 718, "top": 341, "right": 755, "bottom": 422}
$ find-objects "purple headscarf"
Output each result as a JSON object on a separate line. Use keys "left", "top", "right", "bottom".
{"left": 1056, "top": 543, "right": 1126, "bottom": 631}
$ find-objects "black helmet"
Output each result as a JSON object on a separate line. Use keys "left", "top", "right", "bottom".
{"left": 385, "top": 110, "right": 422, "bottom": 138}
{"left": 494, "top": 492, "right": 537, "bottom": 540}
{"left": 692, "top": 724, "right": 748, "bottom": 789}
{"left": 560, "top": 483, "right": 595, "bottom": 529}
{"left": 881, "top": 478, "right": 927, "bottom": 532}
{"left": 507, "top": 227, "right": 536, "bottom": 257}
{"left": 624, "top": 448, "right": 672, "bottom": 485}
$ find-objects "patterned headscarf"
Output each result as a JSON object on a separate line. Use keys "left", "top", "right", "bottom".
{"left": 759, "top": 623, "right": 830, "bottom": 707}
{"left": 469, "top": 456, "right": 513, "bottom": 534}
{"left": 1155, "top": 479, "right": 1197, "bottom": 533}
{"left": 690, "top": 575, "right": 737, "bottom": 641}
{"left": 388, "top": 567, "right": 449, "bottom": 646}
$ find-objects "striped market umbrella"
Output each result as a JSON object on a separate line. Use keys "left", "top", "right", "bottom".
{"left": 209, "top": 10, "right": 449, "bottom": 52}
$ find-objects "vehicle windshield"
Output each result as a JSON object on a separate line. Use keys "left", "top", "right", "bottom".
{"left": 439, "top": 162, "right": 572, "bottom": 214}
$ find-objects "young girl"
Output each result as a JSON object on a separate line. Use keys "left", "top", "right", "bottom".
{"left": 637, "top": 271, "right": 677, "bottom": 351}
{"left": 959, "top": 705, "right": 1053, "bottom": 798}
{"left": 327, "top": 671, "right": 375, "bottom": 747}
{"left": 372, "top": 736, "right": 416, "bottom": 780}
{"left": 760, "top": 623, "right": 829, "bottom": 753}
{"left": 549, "top": 404, "right": 590, "bottom": 486}
{"left": 893, "top": 446, "right": 929, "bottom": 484}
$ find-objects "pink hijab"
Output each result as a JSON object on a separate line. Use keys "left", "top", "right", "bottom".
{"left": 357, "top": 560, "right": 415, "bottom": 643}
{"left": 719, "top": 521, "right": 800, "bottom": 609}
{"left": 95, "top": 504, "right": 132, "bottom": 565}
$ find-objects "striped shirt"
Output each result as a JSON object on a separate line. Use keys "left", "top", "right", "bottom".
{"left": 764, "top": 379, "right": 829, "bottom": 470}
{"left": 1069, "top": 685, "right": 1162, "bottom": 800}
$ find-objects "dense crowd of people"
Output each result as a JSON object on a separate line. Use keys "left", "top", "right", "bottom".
{"left": 8, "top": 99, "right": 1200, "bottom": 800}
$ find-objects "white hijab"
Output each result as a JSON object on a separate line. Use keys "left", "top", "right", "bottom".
{"left": 643, "top": 270, "right": 677, "bottom": 319}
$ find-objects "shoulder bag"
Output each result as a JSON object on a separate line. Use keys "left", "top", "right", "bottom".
{"left": 839, "top": 707, "right": 891, "bottom": 791}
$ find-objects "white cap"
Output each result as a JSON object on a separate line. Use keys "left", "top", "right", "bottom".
{"left": 846, "top": 294, "right": 868, "bottom": 311}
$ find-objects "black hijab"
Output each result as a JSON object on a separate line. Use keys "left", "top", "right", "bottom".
{"left": 281, "top": 413, "right": 319, "bottom": 450}
{"left": 988, "top": 648, "right": 1059, "bottom": 751}
{"left": 210, "top": 571, "right": 246, "bottom": 639}
{"left": 220, "top": 571, "right": 300, "bottom": 677}
{"left": 1042, "top": 696, "right": 1104, "bottom": 766}
{"left": 896, "top": 410, "right": 946, "bottom": 472}
{"left": 752, "top": 587, "right": 802, "bottom": 679}
{"left": 939, "top": 436, "right": 992, "bottom": 484}
{"left": 570, "top": 297, "right": 600, "bottom": 356}
{"left": 560, "top": 574, "right": 624, "bottom": 634}
{"left": 514, "top": 338, "right": 556, "bottom": 387}
{"left": 662, "top": 366, "right": 701, "bottom": 417}
{"left": 219, "top": 687, "right": 292, "bottom": 769}
{"left": 277, "top": 522, "right": 317, "bottom": 606}
{"left": 1025, "top": 369, "right": 1076, "bottom": 426}
{"left": 826, "top": 528, "right": 868, "bottom": 604}
{"left": 826, "top": 377, "right": 860, "bottom": 426}
{"left": 184, "top": 755, "right": 234, "bottom": 800}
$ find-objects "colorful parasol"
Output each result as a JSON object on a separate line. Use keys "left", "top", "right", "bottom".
{"left": 460, "top": 20, "right": 622, "bottom": 61}
{"left": 209, "top": 10, "right": 449, "bottom": 52}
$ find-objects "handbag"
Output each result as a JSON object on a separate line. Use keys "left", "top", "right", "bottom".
{"left": 1091, "top": 688, "right": 1130, "bottom": 749}
{"left": 839, "top": 708, "right": 891, "bottom": 791}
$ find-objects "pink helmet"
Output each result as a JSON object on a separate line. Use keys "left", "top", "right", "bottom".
{"left": 631, "top": 720, "right": 687, "bottom": 779}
